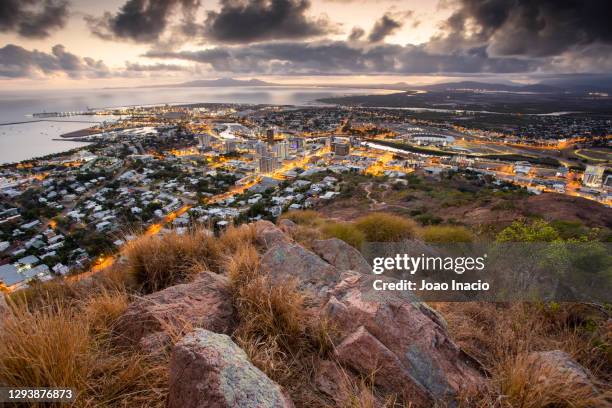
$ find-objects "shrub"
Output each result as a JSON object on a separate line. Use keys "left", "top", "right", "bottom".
{"left": 496, "top": 219, "right": 560, "bottom": 242}
{"left": 123, "top": 228, "right": 221, "bottom": 293}
{"left": 280, "top": 210, "right": 322, "bottom": 227}
{"left": 322, "top": 222, "right": 366, "bottom": 249}
{"left": 414, "top": 213, "right": 443, "bottom": 225}
{"left": 355, "top": 213, "right": 416, "bottom": 242}
{"left": 419, "top": 225, "right": 474, "bottom": 243}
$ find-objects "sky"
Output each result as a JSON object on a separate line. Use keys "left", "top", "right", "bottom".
{"left": 1, "top": 0, "right": 611, "bottom": 89}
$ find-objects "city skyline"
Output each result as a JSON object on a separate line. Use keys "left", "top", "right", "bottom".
{"left": 2, "top": 0, "right": 612, "bottom": 89}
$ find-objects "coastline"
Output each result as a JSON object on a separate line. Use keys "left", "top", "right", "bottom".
{"left": 59, "top": 127, "right": 100, "bottom": 139}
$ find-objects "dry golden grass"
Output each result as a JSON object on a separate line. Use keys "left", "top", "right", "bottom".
{"left": 225, "top": 242, "right": 261, "bottom": 289}
{"left": 8, "top": 279, "right": 85, "bottom": 311}
{"left": 291, "top": 224, "right": 325, "bottom": 249}
{"left": 0, "top": 292, "right": 168, "bottom": 408}
{"left": 218, "top": 223, "right": 258, "bottom": 253}
{"left": 84, "top": 290, "right": 129, "bottom": 336}
{"left": 235, "top": 275, "right": 307, "bottom": 348}
{"left": 355, "top": 212, "right": 417, "bottom": 242}
{"left": 124, "top": 228, "right": 221, "bottom": 293}
{"left": 434, "top": 302, "right": 611, "bottom": 408}
{"left": 494, "top": 353, "right": 602, "bottom": 408}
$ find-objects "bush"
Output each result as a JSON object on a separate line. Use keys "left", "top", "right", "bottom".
{"left": 355, "top": 212, "right": 416, "bottom": 242}
{"left": 124, "top": 228, "right": 221, "bottom": 293}
{"left": 419, "top": 225, "right": 474, "bottom": 243}
{"left": 496, "top": 219, "right": 560, "bottom": 242}
{"left": 279, "top": 210, "right": 322, "bottom": 227}
{"left": 414, "top": 213, "right": 443, "bottom": 225}
{"left": 322, "top": 222, "right": 365, "bottom": 249}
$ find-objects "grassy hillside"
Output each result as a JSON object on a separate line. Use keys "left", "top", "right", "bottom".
{"left": 1, "top": 208, "right": 610, "bottom": 406}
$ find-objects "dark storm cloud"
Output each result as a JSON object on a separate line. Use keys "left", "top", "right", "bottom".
{"left": 203, "top": 0, "right": 336, "bottom": 43}
{"left": 367, "top": 13, "right": 402, "bottom": 43}
{"left": 348, "top": 27, "right": 365, "bottom": 41}
{"left": 0, "top": 0, "right": 69, "bottom": 38}
{"left": 0, "top": 44, "right": 110, "bottom": 78}
{"left": 434, "top": 0, "right": 612, "bottom": 57}
{"left": 86, "top": 0, "right": 200, "bottom": 43}
{"left": 144, "top": 40, "right": 536, "bottom": 75}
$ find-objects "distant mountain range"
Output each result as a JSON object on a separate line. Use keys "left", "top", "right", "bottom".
{"left": 155, "top": 77, "right": 277, "bottom": 88}
{"left": 136, "top": 76, "right": 612, "bottom": 94}
{"left": 415, "top": 81, "right": 564, "bottom": 93}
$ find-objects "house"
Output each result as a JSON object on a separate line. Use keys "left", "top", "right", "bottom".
{"left": 0, "top": 264, "right": 24, "bottom": 289}
{"left": 16, "top": 255, "right": 39, "bottom": 270}
{"left": 52, "top": 263, "right": 70, "bottom": 275}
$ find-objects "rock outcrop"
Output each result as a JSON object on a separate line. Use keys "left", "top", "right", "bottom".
{"left": 113, "top": 272, "right": 234, "bottom": 351}
{"left": 277, "top": 218, "right": 298, "bottom": 235}
{"left": 168, "top": 329, "right": 293, "bottom": 408}
{"left": 261, "top": 240, "right": 339, "bottom": 301}
{"left": 255, "top": 220, "right": 292, "bottom": 249}
{"left": 311, "top": 238, "right": 371, "bottom": 275}
{"left": 322, "top": 273, "right": 486, "bottom": 406}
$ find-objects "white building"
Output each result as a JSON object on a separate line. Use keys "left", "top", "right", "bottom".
{"left": 583, "top": 165, "right": 605, "bottom": 188}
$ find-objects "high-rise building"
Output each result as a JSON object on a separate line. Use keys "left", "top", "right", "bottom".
{"left": 224, "top": 140, "right": 238, "bottom": 153}
{"left": 266, "top": 128, "right": 275, "bottom": 144}
{"left": 197, "top": 133, "right": 212, "bottom": 150}
{"left": 582, "top": 165, "right": 605, "bottom": 188}
{"left": 258, "top": 155, "right": 277, "bottom": 173}
{"left": 254, "top": 141, "right": 268, "bottom": 156}
{"left": 275, "top": 141, "right": 289, "bottom": 160}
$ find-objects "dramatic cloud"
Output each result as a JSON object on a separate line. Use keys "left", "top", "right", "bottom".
{"left": 431, "top": 0, "right": 612, "bottom": 57}
{"left": 348, "top": 27, "right": 365, "bottom": 41}
{"left": 203, "top": 0, "right": 336, "bottom": 43}
{"left": 0, "top": 0, "right": 69, "bottom": 38}
{"left": 145, "top": 40, "right": 536, "bottom": 75}
{"left": 0, "top": 44, "right": 110, "bottom": 78}
{"left": 367, "top": 13, "right": 402, "bottom": 43}
{"left": 86, "top": 0, "right": 200, "bottom": 43}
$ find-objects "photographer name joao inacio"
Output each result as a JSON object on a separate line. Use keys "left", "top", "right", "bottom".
{"left": 373, "top": 279, "right": 490, "bottom": 292}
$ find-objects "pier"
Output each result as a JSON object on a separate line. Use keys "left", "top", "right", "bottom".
{"left": 0, "top": 119, "right": 100, "bottom": 126}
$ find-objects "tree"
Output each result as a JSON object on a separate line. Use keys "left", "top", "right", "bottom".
{"left": 496, "top": 219, "right": 559, "bottom": 243}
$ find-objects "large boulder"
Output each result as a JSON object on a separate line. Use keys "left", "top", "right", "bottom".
{"left": 323, "top": 273, "right": 486, "bottom": 407}
{"left": 277, "top": 219, "right": 297, "bottom": 235}
{"left": 113, "top": 272, "right": 234, "bottom": 350}
{"left": 525, "top": 350, "right": 599, "bottom": 396}
{"left": 255, "top": 220, "right": 292, "bottom": 249}
{"left": 260, "top": 240, "right": 340, "bottom": 302}
{"left": 168, "top": 329, "right": 293, "bottom": 408}
{"left": 312, "top": 238, "right": 371, "bottom": 275}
